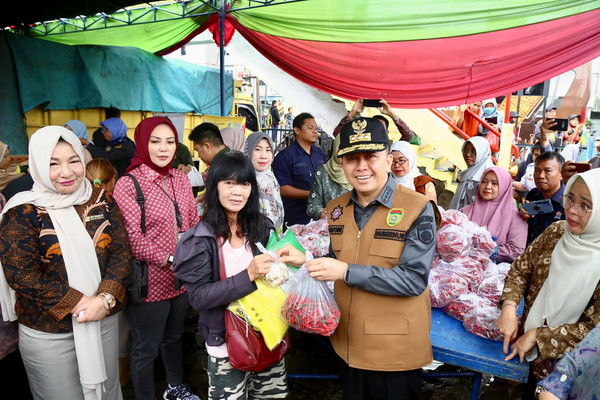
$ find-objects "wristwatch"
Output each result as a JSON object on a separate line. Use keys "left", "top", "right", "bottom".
{"left": 97, "top": 292, "right": 116, "bottom": 310}
{"left": 167, "top": 254, "right": 174, "bottom": 264}
{"left": 534, "top": 385, "right": 549, "bottom": 398}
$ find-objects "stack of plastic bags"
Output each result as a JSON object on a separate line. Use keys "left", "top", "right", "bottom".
{"left": 429, "top": 208, "right": 514, "bottom": 341}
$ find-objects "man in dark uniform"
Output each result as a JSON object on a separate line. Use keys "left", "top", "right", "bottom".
{"left": 305, "top": 117, "right": 440, "bottom": 400}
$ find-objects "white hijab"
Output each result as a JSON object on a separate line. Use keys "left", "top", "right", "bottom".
{"left": 525, "top": 168, "right": 600, "bottom": 360}
{"left": 390, "top": 141, "right": 420, "bottom": 190}
{"left": 449, "top": 136, "right": 494, "bottom": 210}
{"left": 0, "top": 126, "right": 106, "bottom": 398}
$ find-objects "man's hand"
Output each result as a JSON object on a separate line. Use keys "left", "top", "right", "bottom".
{"left": 519, "top": 200, "right": 533, "bottom": 220}
{"left": 276, "top": 244, "right": 306, "bottom": 268}
{"left": 305, "top": 257, "right": 348, "bottom": 281}
{"left": 378, "top": 99, "right": 396, "bottom": 118}
{"left": 561, "top": 160, "right": 576, "bottom": 183}
{"left": 348, "top": 98, "right": 365, "bottom": 119}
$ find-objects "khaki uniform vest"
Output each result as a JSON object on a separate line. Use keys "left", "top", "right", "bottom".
{"left": 326, "top": 185, "right": 433, "bottom": 371}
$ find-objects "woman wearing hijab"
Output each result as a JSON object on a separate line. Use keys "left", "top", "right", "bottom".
{"left": 244, "top": 131, "right": 285, "bottom": 233}
{"left": 87, "top": 117, "right": 135, "bottom": 177}
{"left": 112, "top": 116, "right": 200, "bottom": 400}
{"left": 449, "top": 136, "right": 494, "bottom": 210}
{"left": 0, "top": 126, "right": 131, "bottom": 400}
{"left": 390, "top": 140, "right": 437, "bottom": 203}
{"left": 220, "top": 127, "right": 246, "bottom": 152}
{"left": 461, "top": 166, "right": 527, "bottom": 263}
{"left": 0, "top": 141, "right": 25, "bottom": 192}
{"left": 306, "top": 135, "right": 352, "bottom": 220}
{"left": 64, "top": 119, "right": 93, "bottom": 164}
{"left": 480, "top": 98, "right": 503, "bottom": 135}
{"left": 496, "top": 168, "right": 600, "bottom": 398}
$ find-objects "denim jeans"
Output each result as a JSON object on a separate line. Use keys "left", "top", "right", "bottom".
{"left": 126, "top": 292, "right": 190, "bottom": 400}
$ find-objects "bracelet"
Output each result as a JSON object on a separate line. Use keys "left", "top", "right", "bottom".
{"left": 502, "top": 302, "right": 517, "bottom": 309}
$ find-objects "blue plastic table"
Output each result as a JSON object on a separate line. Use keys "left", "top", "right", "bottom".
{"left": 429, "top": 308, "right": 529, "bottom": 399}
{"left": 288, "top": 308, "right": 529, "bottom": 399}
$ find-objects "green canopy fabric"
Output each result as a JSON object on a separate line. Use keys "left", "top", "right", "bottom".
{"left": 0, "top": 31, "right": 232, "bottom": 153}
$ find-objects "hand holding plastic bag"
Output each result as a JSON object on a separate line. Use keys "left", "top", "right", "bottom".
{"left": 281, "top": 253, "right": 340, "bottom": 336}
{"left": 256, "top": 243, "right": 290, "bottom": 288}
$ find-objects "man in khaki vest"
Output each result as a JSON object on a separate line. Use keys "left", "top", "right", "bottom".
{"left": 306, "top": 117, "right": 439, "bottom": 399}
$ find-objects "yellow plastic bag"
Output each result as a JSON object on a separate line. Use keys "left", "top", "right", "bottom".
{"left": 228, "top": 279, "right": 289, "bottom": 350}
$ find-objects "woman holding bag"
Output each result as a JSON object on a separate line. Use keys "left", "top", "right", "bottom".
{"left": 174, "top": 151, "right": 293, "bottom": 399}
{"left": 112, "top": 116, "right": 200, "bottom": 400}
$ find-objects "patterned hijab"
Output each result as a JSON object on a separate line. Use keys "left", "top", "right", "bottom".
{"left": 126, "top": 116, "right": 178, "bottom": 176}
{"left": 244, "top": 131, "right": 284, "bottom": 231}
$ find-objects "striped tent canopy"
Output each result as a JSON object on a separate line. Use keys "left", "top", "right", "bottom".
{"left": 31, "top": 0, "right": 600, "bottom": 108}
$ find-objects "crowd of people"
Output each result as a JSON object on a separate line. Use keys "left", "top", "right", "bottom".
{"left": 0, "top": 98, "right": 599, "bottom": 400}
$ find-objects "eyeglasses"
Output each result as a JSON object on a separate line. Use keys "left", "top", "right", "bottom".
{"left": 562, "top": 195, "right": 592, "bottom": 216}
{"left": 392, "top": 158, "right": 407, "bottom": 166}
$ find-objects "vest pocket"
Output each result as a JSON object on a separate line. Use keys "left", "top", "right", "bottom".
{"left": 368, "top": 238, "right": 403, "bottom": 260}
{"left": 364, "top": 318, "right": 408, "bottom": 335}
{"left": 364, "top": 318, "right": 408, "bottom": 367}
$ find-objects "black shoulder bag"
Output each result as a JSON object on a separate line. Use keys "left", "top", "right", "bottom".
{"left": 123, "top": 173, "right": 149, "bottom": 304}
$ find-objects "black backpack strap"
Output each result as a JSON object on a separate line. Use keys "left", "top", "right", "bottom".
{"left": 122, "top": 173, "right": 146, "bottom": 234}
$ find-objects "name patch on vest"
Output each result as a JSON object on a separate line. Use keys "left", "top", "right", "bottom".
{"left": 329, "top": 225, "right": 344, "bottom": 235}
{"left": 374, "top": 229, "right": 406, "bottom": 241}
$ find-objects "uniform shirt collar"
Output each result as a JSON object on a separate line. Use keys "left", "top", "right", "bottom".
{"left": 349, "top": 174, "right": 396, "bottom": 209}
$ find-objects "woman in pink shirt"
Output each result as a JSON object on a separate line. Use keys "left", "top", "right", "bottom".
{"left": 174, "top": 151, "right": 292, "bottom": 399}
{"left": 113, "top": 116, "right": 200, "bottom": 400}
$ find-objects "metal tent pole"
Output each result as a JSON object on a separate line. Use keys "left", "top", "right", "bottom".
{"left": 219, "top": 1, "right": 226, "bottom": 116}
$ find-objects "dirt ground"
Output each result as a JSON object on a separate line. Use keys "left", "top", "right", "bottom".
{"left": 122, "top": 311, "right": 526, "bottom": 400}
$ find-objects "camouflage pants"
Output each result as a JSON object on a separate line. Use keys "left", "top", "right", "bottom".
{"left": 207, "top": 355, "right": 288, "bottom": 399}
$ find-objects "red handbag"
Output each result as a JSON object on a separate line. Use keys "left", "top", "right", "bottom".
{"left": 217, "top": 237, "right": 290, "bottom": 372}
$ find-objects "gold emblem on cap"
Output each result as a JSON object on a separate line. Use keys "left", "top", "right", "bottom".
{"left": 352, "top": 119, "right": 367, "bottom": 133}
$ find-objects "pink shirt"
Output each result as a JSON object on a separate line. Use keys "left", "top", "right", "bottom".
{"left": 206, "top": 239, "right": 253, "bottom": 357}
{"left": 113, "top": 163, "right": 199, "bottom": 302}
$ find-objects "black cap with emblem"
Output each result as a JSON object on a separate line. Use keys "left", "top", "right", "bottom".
{"left": 337, "top": 117, "right": 390, "bottom": 158}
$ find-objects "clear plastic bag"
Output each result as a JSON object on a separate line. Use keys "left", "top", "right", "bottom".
{"left": 443, "top": 292, "right": 492, "bottom": 321}
{"left": 463, "top": 303, "right": 504, "bottom": 341}
{"left": 428, "top": 267, "right": 469, "bottom": 308}
{"left": 256, "top": 243, "right": 290, "bottom": 288}
{"left": 436, "top": 224, "right": 472, "bottom": 262}
{"left": 281, "top": 253, "right": 340, "bottom": 336}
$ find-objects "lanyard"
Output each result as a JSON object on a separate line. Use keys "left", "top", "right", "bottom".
{"left": 154, "top": 176, "right": 183, "bottom": 230}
